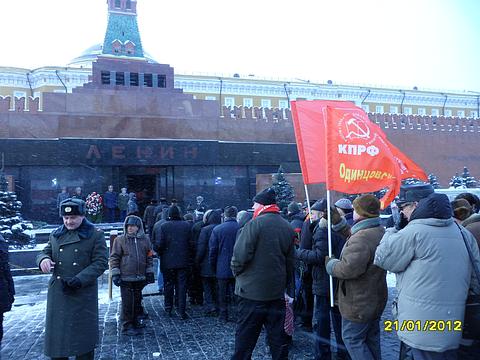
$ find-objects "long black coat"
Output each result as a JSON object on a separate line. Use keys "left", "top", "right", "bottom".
{"left": 154, "top": 219, "right": 192, "bottom": 270}
{"left": 0, "top": 234, "right": 15, "bottom": 313}
{"left": 196, "top": 210, "right": 222, "bottom": 277}
{"left": 36, "top": 220, "right": 108, "bottom": 358}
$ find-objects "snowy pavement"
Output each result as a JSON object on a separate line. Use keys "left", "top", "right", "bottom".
{"left": 1, "top": 274, "right": 400, "bottom": 359}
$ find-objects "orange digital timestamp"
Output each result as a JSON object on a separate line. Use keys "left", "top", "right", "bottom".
{"left": 384, "top": 320, "right": 463, "bottom": 332}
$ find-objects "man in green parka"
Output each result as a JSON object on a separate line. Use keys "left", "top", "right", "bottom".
{"left": 37, "top": 198, "right": 108, "bottom": 360}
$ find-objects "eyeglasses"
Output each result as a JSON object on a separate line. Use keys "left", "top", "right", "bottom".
{"left": 398, "top": 202, "right": 414, "bottom": 211}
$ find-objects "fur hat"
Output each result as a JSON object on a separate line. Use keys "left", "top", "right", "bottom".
{"left": 335, "top": 198, "right": 353, "bottom": 210}
{"left": 353, "top": 194, "right": 380, "bottom": 218}
{"left": 311, "top": 199, "right": 327, "bottom": 212}
{"left": 287, "top": 201, "right": 301, "bottom": 215}
{"left": 59, "top": 198, "right": 86, "bottom": 217}
{"left": 253, "top": 187, "right": 276, "bottom": 205}
{"left": 397, "top": 183, "right": 434, "bottom": 205}
{"left": 224, "top": 206, "right": 238, "bottom": 219}
{"left": 451, "top": 199, "right": 473, "bottom": 221}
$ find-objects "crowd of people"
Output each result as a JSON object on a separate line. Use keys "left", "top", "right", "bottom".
{"left": 1, "top": 184, "right": 480, "bottom": 360}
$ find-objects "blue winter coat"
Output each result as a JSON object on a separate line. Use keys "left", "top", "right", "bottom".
{"left": 0, "top": 235, "right": 15, "bottom": 313}
{"left": 209, "top": 218, "right": 239, "bottom": 279}
{"left": 196, "top": 210, "right": 222, "bottom": 277}
{"left": 154, "top": 219, "right": 191, "bottom": 270}
{"left": 103, "top": 191, "right": 117, "bottom": 209}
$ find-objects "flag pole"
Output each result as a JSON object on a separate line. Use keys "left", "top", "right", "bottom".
{"left": 326, "top": 189, "right": 334, "bottom": 307}
{"left": 304, "top": 184, "right": 313, "bottom": 223}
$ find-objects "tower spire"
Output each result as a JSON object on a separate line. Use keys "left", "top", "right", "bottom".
{"left": 102, "top": 0, "right": 144, "bottom": 58}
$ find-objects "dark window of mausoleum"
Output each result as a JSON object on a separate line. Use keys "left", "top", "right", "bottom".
{"left": 115, "top": 0, "right": 121, "bottom": 8}
{"left": 101, "top": 71, "right": 111, "bottom": 85}
{"left": 144, "top": 73, "right": 153, "bottom": 87}
{"left": 126, "top": 0, "right": 132, "bottom": 9}
{"left": 158, "top": 75, "right": 166, "bottom": 88}
{"left": 116, "top": 72, "right": 125, "bottom": 86}
{"left": 130, "top": 72, "right": 139, "bottom": 86}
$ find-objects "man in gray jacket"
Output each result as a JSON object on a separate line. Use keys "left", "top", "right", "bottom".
{"left": 374, "top": 184, "right": 480, "bottom": 360}
{"left": 231, "top": 187, "right": 295, "bottom": 360}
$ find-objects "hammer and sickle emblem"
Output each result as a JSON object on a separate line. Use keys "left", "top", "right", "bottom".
{"left": 345, "top": 118, "right": 370, "bottom": 139}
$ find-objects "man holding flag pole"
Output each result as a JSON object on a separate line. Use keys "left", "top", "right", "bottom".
{"left": 291, "top": 99, "right": 428, "bottom": 359}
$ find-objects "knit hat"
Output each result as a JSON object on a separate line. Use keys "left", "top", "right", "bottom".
{"left": 397, "top": 183, "right": 434, "bottom": 205}
{"left": 253, "top": 187, "right": 276, "bottom": 205}
{"left": 59, "top": 198, "right": 86, "bottom": 217}
{"left": 287, "top": 201, "right": 301, "bottom": 215}
{"left": 224, "top": 206, "right": 238, "bottom": 219}
{"left": 311, "top": 199, "right": 327, "bottom": 212}
{"left": 353, "top": 194, "right": 380, "bottom": 218}
{"left": 335, "top": 198, "right": 353, "bottom": 210}
{"left": 451, "top": 199, "right": 473, "bottom": 221}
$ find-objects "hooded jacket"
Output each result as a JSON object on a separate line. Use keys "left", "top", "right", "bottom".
{"left": 196, "top": 209, "right": 222, "bottom": 277}
{"left": 374, "top": 193, "right": 480, "bottom": 352}
{"left": 110, "top": 215, "right": 154, "bottom": 282}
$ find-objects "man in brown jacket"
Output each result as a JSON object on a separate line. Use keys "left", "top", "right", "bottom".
{"left": 325, "top": 194, "right": 387, "bottom": 360}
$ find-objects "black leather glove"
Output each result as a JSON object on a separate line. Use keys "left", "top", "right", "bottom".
{"left": 146, "top": 273, "right": 155, "bottom": 284}
{"left": 395, "top": 212, "right": 409, "bottom": 230}
{"left": 61, "top": 277, "right": 82, "bottom": 295}
{"left": 112, "top": 275, "right": 122, "bottom": 287}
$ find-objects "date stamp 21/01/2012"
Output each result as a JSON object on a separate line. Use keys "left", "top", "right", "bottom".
{"left": 384, "top": 320, "right": 463, "bottom": 332}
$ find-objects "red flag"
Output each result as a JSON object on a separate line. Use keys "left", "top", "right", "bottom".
{"left": 292, "top": 100, "right": 427, "bottom": 208}
{"left": 291, "top": 100, "right": 354, "bottom": 184}
{"left": 325, "top": 104, "right": 403, "bottom": 207}
{"left": 389, "top": 142, "right": 428, "bottom": 181}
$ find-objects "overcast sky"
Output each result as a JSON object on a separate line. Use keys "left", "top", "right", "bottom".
{"left": 2, "top": 0, "right": 479, "bottom": 92}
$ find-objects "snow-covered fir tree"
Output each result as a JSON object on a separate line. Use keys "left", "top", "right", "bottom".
{"left": 271, "top": 166, "right": 295, "bottom": 210}
{"left": 428, "top": 173, "right": 440, "bottom": 189}
{"left": 402, "top": 178, "right": 423, "bottom": 186}
{"left": 449, "top": 173, "right": 464, "bottom": 189}
{"left": 461, "top": 166, "right": 478, "bottom": 188}
{"left": 0, "top": 172, "right": 34, "bottom": 248}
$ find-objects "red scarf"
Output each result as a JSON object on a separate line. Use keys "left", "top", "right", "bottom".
{"left": 253, "top": 204, "right": 280, "bottom": 219}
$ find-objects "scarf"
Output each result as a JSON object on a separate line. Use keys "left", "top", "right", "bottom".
{"left": 253, "top": 204, "right": 280, "bottom": 219}
{"left": 350, "top": 217, "right": 381, "bottom": 236}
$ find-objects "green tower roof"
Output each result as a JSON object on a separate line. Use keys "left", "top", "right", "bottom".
{"left": 102, "top": 0, "right": 144, "bottom": 58}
